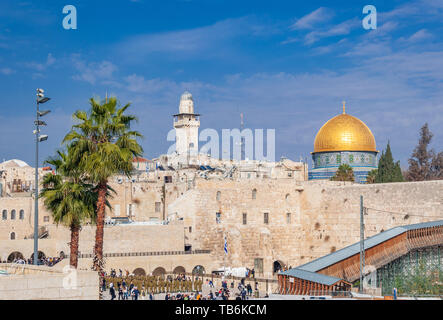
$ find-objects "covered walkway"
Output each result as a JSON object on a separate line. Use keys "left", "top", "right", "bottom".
{"left": 278, "top": 220, "right": 443, "bottom": 295}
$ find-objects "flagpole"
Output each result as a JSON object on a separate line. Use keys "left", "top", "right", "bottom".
{"left": 223, "top": 234, "right": 228, "bottom": 282}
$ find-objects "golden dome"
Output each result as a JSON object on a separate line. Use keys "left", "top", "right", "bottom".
{"left": 314, "top": 109, "right": 376, "bottom": 153}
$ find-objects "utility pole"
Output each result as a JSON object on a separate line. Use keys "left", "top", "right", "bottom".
{"left": 359, "top": 195, "right": 365, "bottom": 293}
{"left": 34, "top": 101, "right": 39, "bottom": 265}
{"left": 33, "top": 89, "right": 50, "bottom": 265}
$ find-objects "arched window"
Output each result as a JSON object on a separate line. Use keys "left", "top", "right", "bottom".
{"left": 2, "top": 210, "right": 7, "bottom": 220}
{"left": 216, "top": 191, "right": 221, "bottom": 201}
{"left": 252, "top": 189, "right": 257, "bottom": 200}
{"left": 19, "top": 210, "right": 24, "bottom": 220}
{"left": 11, "top": 209, "right": 16, "bottom": 220}
{"left": 10, "top": 232, "right": 15, "bottom": 240}
{"left": 192, "top": 265, "right": 206, "bottom": 276}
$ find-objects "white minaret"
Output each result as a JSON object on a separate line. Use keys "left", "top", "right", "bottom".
{"left": 173, "top": 91, "right": 200, "bottom": 155}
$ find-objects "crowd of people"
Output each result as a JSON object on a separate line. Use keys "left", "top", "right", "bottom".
{"left": 103, "top": 271, "right": 262, "bottom": 301}
{"left": 2, "top": 256, "right": 63, "bottom": 267}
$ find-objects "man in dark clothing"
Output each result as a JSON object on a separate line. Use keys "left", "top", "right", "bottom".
{"left": 109, "top": 283, "right": 116, "bottom": 300}
{"left": 132, "top": 286, "right": 140, "bottom": 300}
{"left": 241, "top": 288, "right": 246, "bottom": 300}
{"left": 247, "top": 284, "right": 252, "bottom": 296}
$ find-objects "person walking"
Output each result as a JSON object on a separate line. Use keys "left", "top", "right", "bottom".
{"left": 109, "top": 283, "right": 116, "bottom": 300}
{"left": 123, "top": 285, "right": 128, "bottom": 300}
{"left": 132, "top": 286, "right": 140, "bottom": 300}
{"left": 241, "top": 288, "right": 246, "bottom": 300}
{"left": 247, "top": 284, "right": 252, "bottom": 296}
{"left": 117, "top": 283, "right": 123, "bottom": 300}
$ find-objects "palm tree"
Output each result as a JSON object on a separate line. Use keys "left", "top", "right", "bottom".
{"left": 63, "top": 97, "right": 143, "bottom": 271}
{"left": 330, "top": 164, "right": 355, "bottom": 182}
{"left": 366, "top": 169, "right": 377, "bottom": 184}
{"left": 40, "top": 149, "right": 97, "bottom": 268}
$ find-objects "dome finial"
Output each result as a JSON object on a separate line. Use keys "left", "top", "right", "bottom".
{"left": 342, "top": 101, "right": 346, "bottom": 114}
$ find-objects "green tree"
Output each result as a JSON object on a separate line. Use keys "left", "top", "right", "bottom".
{"left": 375, "top": 142, "right": 404, "bottom": 183}
{"left": 40, "top": 149, "right": 97, "bottom": 268}
{"left": 366, "top": 169, "right": 377, "bottom": 184}
{"left": 406, "top": 123, "right": 442, "bottom": 181}
{"left": 64, "top": 97, "right": 143, "bottom": 271}
{"left": 331, "top": 164, "right": 355, "bottom": 182}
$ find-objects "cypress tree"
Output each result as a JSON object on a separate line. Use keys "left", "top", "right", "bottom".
{"left": 375, "top": 142, "right": 404, "bottom": 183}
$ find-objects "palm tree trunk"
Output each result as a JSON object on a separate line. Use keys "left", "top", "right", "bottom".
{"left": 93, "top": 181, "right": 107, "bottom": 271}
{"left": 70, "top": 224, "right": 80, "bottom": 269}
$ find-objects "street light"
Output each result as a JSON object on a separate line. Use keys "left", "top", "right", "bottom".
{"left": 33, "top": 88, "right": 50, "bottom": 265}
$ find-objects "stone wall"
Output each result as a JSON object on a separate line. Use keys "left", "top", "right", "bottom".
{"left": 297, "top": 180, "right": 443, "bottom": 264}
{"left": 168, "top": 179, "right": 306, "bottom": 278}
{"left": 0, "top": 264, "right": 98, "bottom": 300}
{"left": 168, "top": 179, "right": 443, "bottom": 277}
{"left": 0, "top": 221, "right": 185, "bottom": 262}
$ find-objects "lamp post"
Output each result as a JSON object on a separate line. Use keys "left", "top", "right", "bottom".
{"left": 33, "top": 88, "right": 50, "bottom": 265}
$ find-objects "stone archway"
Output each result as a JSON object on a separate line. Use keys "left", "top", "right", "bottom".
{"left": 30, "top": 251, "right": 46, "bottom": 261}
{"left": 152, "top": 267, "right": 166, "bottom": 276}
{"left": 192, "top": 265, "right": 205, "bottom": 276}
{"left": 273, "top": 260, "right": 284, "bottom": 274}
{"left": 133, "top": 268, "right": 146, "bottom": 276}
{"left": 7, "top": 251, "right": 24, "bottom": 263}
{"left": 173, "top": 266, "right": 186, "bottom": 274}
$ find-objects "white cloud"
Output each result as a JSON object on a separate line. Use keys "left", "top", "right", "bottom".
{"left": 0, "top": 67, "right": 15, "bottom": 75}
{"left": 116, "top": 16, "right": 271, "bottom": 62}
{"left": 401, "top": 29, "right": 433, "bottom": 43}
{"left": 24, "top": 53, "right": 56, "bottom": 71}
{"left": 290, "top": 7, "right": 334, "bottom": 30}
{"left": 304, "top": 18, "right": 359, "bottom": 45}
{"left": 72, "top": 59, "right": 117, "bottom": 85}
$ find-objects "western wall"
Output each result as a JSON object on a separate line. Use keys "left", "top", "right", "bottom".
{"left": 169, "top": 178, "right": 443, "bottom": 277}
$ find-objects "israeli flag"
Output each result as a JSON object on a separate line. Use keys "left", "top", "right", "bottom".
{"left": 224, "top": 237, "right": 228, "bottom": 255}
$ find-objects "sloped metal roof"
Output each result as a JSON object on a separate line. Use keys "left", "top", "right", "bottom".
{"left": 297, "top": 220, "right": 443, "bottom": 273}
{"left": 279, "top": 268, "right": 345, "bottom": 286}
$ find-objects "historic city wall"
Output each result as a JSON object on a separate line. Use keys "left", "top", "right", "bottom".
{"left": 297, "top": 180, "right": 443, "bottom": 264}
{"left": 168, "top": 179, "right": 306, "bottom": 278}
{"left": 168, "top": 179, "right": 443, "bottom": 277}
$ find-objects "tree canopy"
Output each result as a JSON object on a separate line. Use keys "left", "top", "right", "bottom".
{"left": 331, "top": 164, "right": 355, "bottom": 182}
{"left": 373, "top": 142, "right": 404, "bottom": 183}
{"left": 406, "top": 123, "right": 443, "bottom": 181}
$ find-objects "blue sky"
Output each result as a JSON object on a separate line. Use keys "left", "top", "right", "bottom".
{"left": 0, "top": 0, "right": 442, "bottom": 168}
